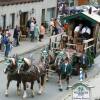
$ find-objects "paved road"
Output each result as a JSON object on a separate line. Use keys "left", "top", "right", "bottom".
{"left": 0, "top": 49, "right": 100, "bottom": 100}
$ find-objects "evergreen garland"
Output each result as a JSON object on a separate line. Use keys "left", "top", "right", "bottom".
{"left": 86, "top": 48, "right": 95, "bottom": 66}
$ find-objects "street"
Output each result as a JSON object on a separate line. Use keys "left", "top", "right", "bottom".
{"left": 0, "top": 0, "right": 100, "bottom": 100}
{"left": 0, "top": 48, "right": 100, "bottom": 100}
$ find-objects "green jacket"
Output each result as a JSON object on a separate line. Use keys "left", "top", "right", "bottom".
{"left": 60, "top": 63, "right": 72, "bottom": 75}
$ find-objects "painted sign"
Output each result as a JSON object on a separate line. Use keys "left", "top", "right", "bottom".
{"left": 72, "top": 83, "right": 90, "bottom": 100}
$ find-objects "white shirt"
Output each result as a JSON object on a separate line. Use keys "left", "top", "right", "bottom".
{"left": 50, "top": 21, "right": 54, "bottom": 27}
{"left": 64, "top": 63, "right": 68, "bottom": 72}
{"left": 74, "top": 26, "right": 81, "bottom": 33}
{"left": 86, "top": 27, "right": 91, "bottom": 35}
{"left": 81, "top": 27, "right": 91, "bottom": 35}
{"left": 81, "top": 27, "right": 86, "bottom": 34}
{"left": 30, "top": 22, "right": 35, "bottom": 31}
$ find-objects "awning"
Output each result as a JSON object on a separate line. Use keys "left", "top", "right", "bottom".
{"left": 61, "top": 12, "right": 100, "bottom": 25}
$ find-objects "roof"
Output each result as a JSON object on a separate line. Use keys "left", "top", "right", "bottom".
{"left": 62, "top": 12, "right": 100, "bottom": 25}
{"left": 0, "top": 0, "right": 43, "bottom": 6}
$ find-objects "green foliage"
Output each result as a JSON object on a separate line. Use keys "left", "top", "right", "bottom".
{"left": 86, "top": 48, "right": 95, "bottom": 65}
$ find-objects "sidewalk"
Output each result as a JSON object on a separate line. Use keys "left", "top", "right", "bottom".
{"left": 0, "top": 33, "right": 64, "bottom": 62}
{"left": 61, "top": 55, "right": 100, "bottom": 100}
{"left": 0, "top": 35, "right": 49, "bottom": 62}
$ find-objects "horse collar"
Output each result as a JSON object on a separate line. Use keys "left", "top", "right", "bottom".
{"left": 9, "top": 58, "right": 16, "bottom": 65}
{"left": 24, "top": 58, "right": 31, "bottom": 67}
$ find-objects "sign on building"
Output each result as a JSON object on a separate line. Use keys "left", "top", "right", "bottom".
{"left": 72, "top": 83, "right": 90, "bottom": 100}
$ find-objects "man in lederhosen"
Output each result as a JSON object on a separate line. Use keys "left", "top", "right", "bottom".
{"left": 59, "top": 57, "right": 72, "bottom": 91}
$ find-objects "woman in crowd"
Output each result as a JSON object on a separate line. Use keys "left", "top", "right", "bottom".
{"left": 39, "top": 23, "right": 46, "bottom": 42}
{"left": 13, "top": 25, "right": 20, "bottom": 46}
{"left": 34, "top": 22, "right": 40, "bottom": 40}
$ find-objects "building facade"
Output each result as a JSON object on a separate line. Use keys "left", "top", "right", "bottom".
{"left": 0, "top": 0, "right": 57, "bottom": 29}
{"left": 75, "top": 0, "right": 99, "bottom": 6}
{"left": 74, "top": 0, "right": 89, "bottom": 6}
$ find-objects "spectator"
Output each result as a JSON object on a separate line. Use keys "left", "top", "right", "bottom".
{"left": 52, "top": 18, "right": 60, "bottom": 35}
{"left": 74, "top": 24, "right": 83, "bottom": 37}
{"left": 39, "top": 23, "right": 46, "bottom": 42}
{"left": 30, "top": 20, "right": 35, "bottom": 41}
{"left": 34, "top": 23, "right": 40, "bottom": 40}
{"left": 1, "top": 29, "right": 5, "bottom": 52}
{"left": 13, "top": 25, "right": 20, "bottom": 46}
{"left": 63, "top": 23, "right": 69, "bottom": 34}
{"left": 80, "top": 26, "right": 91, "bottom": 39}
{"left": 26, "top": 17, "right": 32, "bottom": 37}
{"left": 3, "top": 33, "right": 12, "bottom": 57}
{"left": 49, "top": 18, "right": 54, "bottom": 35}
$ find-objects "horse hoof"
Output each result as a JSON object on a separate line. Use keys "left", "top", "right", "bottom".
{"left": 5, "top": 94, "right": 8, "bottom": 97}
{"left": 5, "top": 92, "right": 8, "bottom": 97}
{"left": 23, "top": 94, "right": 27, "bottom": 99}
{"left": 23, "top": 95, "right": 27, "bottom": 99}
{"left": 31, "top": 92, "right": 35, "bottom": 97}
{"left": 38, "top": 92, "right": 42, "bottom": 95}
{"left": 5, "top": 90, "right": 8, "bottom": 97}
{"left": 59, "top": 88, "right": 63, "bottom": 91}
{"left": 46, "top": 78, "right": 49, "bottom": 81}
{"left": 38, "top": 91, "right": 42, "bottom": 95}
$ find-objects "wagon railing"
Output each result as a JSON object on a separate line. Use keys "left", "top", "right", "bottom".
{"left": 83, "top": 38, "right": 95, "bottom": 51}
{"left": 49, "top": 32, "right": 66, "bottom": 50}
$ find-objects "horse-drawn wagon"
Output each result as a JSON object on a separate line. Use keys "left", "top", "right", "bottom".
{"left": 48, "top": 12, "right": 100, "bottom": 76}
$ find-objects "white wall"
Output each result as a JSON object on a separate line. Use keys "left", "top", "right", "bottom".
{"left": 0, "top": 0, "right": 57, "bottom": 29}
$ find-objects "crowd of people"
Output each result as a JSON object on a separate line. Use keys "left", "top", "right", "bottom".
{"left": 26, "top": 17, "right": 46, "bottom": 42}
{"left": 49, "top": 18, "right": 62, "bottom": 35}
{"left": 0, "top": 27, "right": 13, "bottom": 57}
{"left": 0, "top": 16, "right": 64, "bottom": 58}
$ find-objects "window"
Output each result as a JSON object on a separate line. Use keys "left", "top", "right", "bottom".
{"left": 41, "top": 9, "right": 45, "bottom": 22}
{"left": 2, "top": 15, "right": 6, "bottom": 29}
{"left": 11, "top": 13, "right": 15, "bottom": 29}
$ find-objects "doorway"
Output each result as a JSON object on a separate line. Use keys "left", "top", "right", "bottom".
{"left": 20, "top": 12, "right": 28, "bottom": 35}
{"left": 20, "top": 12, "right": 28, "bottom": 27}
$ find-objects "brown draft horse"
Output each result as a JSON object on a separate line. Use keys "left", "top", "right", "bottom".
{"left": 4, "top": 57, "right": 21, "bottom": 96}
{"left": 18, "top": 58, "right": 46, "bottom": 98}
{"left": 54, "top": 55, "right": 65, "bottom": 83}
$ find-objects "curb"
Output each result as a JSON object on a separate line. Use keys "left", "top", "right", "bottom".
{"left": 0, "top": 44, "right": 47, "bottom": 63}
{"left": 18, "top": 45, "right": 46, "bottom": 56}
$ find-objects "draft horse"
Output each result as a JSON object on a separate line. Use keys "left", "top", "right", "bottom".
{"left": 18, "top": 57, "right": 46, "bottom": 98}
{"left": 54, "top": 50, "right": 67, "bottom": 83}
{"left": 4, "top": 57, "right": 21, "bottom": 96}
